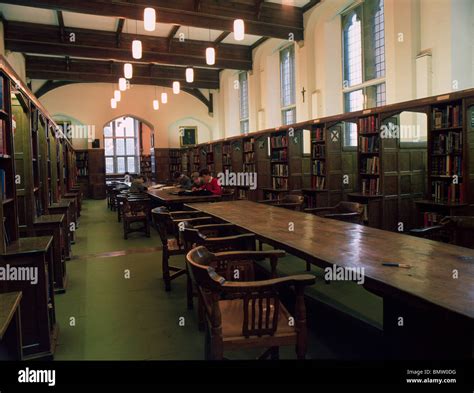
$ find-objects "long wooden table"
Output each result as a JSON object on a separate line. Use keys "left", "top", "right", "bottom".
{"left": 147, "top": 187, "right": 221, "bottom": 206}
{"left": 187, "top": 201, "right": 474, "bottom": 359}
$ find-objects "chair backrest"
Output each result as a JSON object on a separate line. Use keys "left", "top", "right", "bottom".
{"left": 123, "top": 198, "right": 150, "bottom": 216}
{"left": 282, "top": 194, "right": 304, "bottom": 204}
{"left": 186, "top": 246, "right": 281, "bottom": 337}
{"left": 336, "top": 201, "right": 364, "bottom": 214}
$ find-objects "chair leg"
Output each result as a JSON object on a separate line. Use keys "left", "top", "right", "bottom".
{"left": 123, "top": 221, "right": 128, "bottom": 240}
{"left": 146, "top": 220, "right": 150, "bottom": 238}
{"left": 162, "top": 249, "right": 171, "bottom": 292}
{"left": 198, "top": 299, "right": 205, "bottom": 332}
{"left": 186, "top": 271, "right": 194, "bottom": 310}
{"left": 306, "top": 261, "right": 311, "bottom": 271}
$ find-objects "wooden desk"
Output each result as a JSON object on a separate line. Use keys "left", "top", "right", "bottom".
{"left": 49, "top": 200, "right": 73, "bottom": 257}
{"left": 0, "top": 236, "right": 58, "bottom": 360}
{"left": 187, "top": 201, "right": 474, "bottom": 359}
{"left": 147, "top": 187, "right": 221, "bottom": 207}
{"left": 0, "top": 292, "right": 22, "bottom": 360}
{"left": 34, "top": 214, "right": 67, "bottom": 294}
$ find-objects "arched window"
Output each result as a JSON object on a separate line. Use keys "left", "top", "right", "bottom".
{"left": 104, "top": 116, "right": 140, "bottom": 174}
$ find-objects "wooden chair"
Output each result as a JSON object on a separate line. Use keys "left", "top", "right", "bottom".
{"left": 305, "top": 201, "right": 364, "bottom": 225}
{"left": 186, "top": 246, "right": 315, "bottom": 360}
{"left": 409, "top": 215, "right": 474, "bottom": 248}
{"left": 259, "top": 194, "right": 304, "bottom": 211}
{"left": 151, "top": 207, "right": 214, "bottom": 291}
{"left": 182, "top": 221, "right": 257, "bottom": 310}
{"left": 122, "top": 197, "right": 151, "bottom": 239}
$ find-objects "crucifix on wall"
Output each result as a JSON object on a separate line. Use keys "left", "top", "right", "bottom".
{"left": 301, "top": 87, "right": 306, "bottom": 103}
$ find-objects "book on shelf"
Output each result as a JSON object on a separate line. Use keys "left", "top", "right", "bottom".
{"left": 423, "top": 212, "right": 443, "bottom": 228}
{"left": 272, "top": 177, "right": 288, "bottom": 189}
{"left": 312, "top": 160, "right": 325, "bottom": 176}
{"left": 431, "top": 156, "right": 462, "bottom": 177}
{"left": 312, "top": 127, "right": 324, "bottom": 142}
{"left": 0, "top": 119, "right": 5, "bottom": 155}
{"left": 311, "top": 176, "right": 325, "bottom": 190}
{"left": 244, "top": 139, "right": 255, "bottom": 152}
{"left": 312, "top": 144, "right": 325, "bottom": 159}
{"left": 272, "top": 164, "right": 288, "bottom": 177}
{"left": 271, "top": 149, "right": 287, "bottom": 161}
{"left": 0, "top": 169, "right": 6, "bottom": 199}
{"left": 361, "top": 178, "right": 380, "bottom": 196}
{"left": 431, "top": 181, "right": 464, "bottom": 204}
{"left": 222, "top": 144, "right": 232, "bottom": 155}
{"left": 244, "top": 151, "right": 255, "bottom": 163}
{"left": 359, "top": 135, "right": 380, "bottom": 153}
{"left": 270, "top": 135, "right": 288, "bottom": 148}
{"left": 361, "top": 157, "right": 380, "bottom": 175}
{"left": 433, "top": 104, "right": 462, "bottom": 129}
{"left": 432, "top": 132, "right": 463, "bottom": 154}
{"left": 243, "top": 163, "right": 256, "bottom": 173}
{"left": 358, "top": 115, "right": 379, "bottom": 134}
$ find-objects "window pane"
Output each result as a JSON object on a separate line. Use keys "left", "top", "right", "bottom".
{"left": 127, "top": 157, "right": 136, "bottom": 173}
{"left": 302, "top": 129, "right": 311, "bottom": 155}
{"left": 126, "top": 138, "right": 135, "bottom": 156}
{"left": 115, "top": 119, "right": 125, "bottom": 136}
{"left": 117, "top": 157, "right": 125, "bottom": 173}
{"left": 105, "top": 157, "right": 114, "bottom": 174}
{"left": 104, "top": 126, "right": 112, "bottom": 137}
{"left": 116, "top": 138, "right": 125, "bottom": 155}
{"left": 239, "top": 72, "right": 249, "bottom": 121}
{"left": 364, "top": 0, "right": 385, "bottom": 80}
{"left": 280, "top": 46, "right": 296, "bottom": 108}
{"left": 344, "top": 89, "right": 364, "bottom": 113}
{"left": 104, "top": 138, "right": 114, "bottom": 156}
{"left": 282, "top": 108, "right": 296, "bottom": 126}
{"left": 126, "top": 118, "right": 135, "bottom": 137}
{"left": 343, "top": 12, "right": 363, "bottom": 87}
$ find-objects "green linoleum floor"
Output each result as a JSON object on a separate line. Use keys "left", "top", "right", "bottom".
{"left": 55, "top": 200, "right": 384, "bottom": 360}
{"left": 55, "top": 200, "right": 339, "bottom": 360}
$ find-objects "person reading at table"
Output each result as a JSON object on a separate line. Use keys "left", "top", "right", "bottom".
{"left": 197, "top": 169, "right": 222, "bottom": 196}
{"left": 173, "top": 172, "right": 192, "bottom": 190}
{"left": 191, "top": 172, "right": 205, "bottom": 191}
{"left": 124, "top": 171, "right": 132, "bottom": 183}
{"left": 129, "top": 175, "right": 148, "bottom": 193}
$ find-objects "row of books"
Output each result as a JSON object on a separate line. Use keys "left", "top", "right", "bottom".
{"left": 169, "top": 149, "right": 181, "bottom": 158}
{"left": 358, "top": 115, "right": 379, "bottom": 134}
{"left": 433, "top": 104, "right": 462, "bottom": 129}
{"left": 361, "top": 178, "right": 380, "bottom": 195}
{"left": 0, "top": 119, "right": 8, "bottom": 155}
{"left": 361, "top": 157, "right": 380, "bottom": 175}
{"left": 432, "top": 132, "right": 463, "bottom": 154}
{"left": 271, "top": 149, "right": 287, "bottom": 161}
{"left": 243, "top": 139, "right": 254, "bottom": 152}
{"left": 423, "top": 212, "right": 444, "bottom": 227}
{"left": 207, "top": 145, "right": 214, "bottom": 153}
{"left": 312, "top": 145, "right": 325, "bottom": 159}
{"left": 312, "top": 160, "right": 325, "bottom": 176}
{"left": 359, "top": 136, "right": 380, "bottom": 153}
{"left": 238, "top": 189, "right": 248, "bottom": 200}
{"left": 270, "top": 135, "right": 288, "bottom": 148}
{"left": 243, "top": 163, "right": 256, "bottom": 173}
{"left": 272, "top": 164, "right": 288, "bottom": 177}
{"left": 170, "top": 164, "right": 181, "bottom": 173}
{"left": 244, "top": 151, "right": 255, "bottom": 163}
{"left": 206, "top": 152, "right": 214, "bottom": 164}
{"left": 223, "top": 156, "right": 232, "bottom": 165}
{"left": 272, "top": 177, "right": 288, "bottom": 190}
{"left": 311, "top": 175, "right": 325, "bottom": 190}
{"left": 431, "top": 156, "right": 462, "bottom": 177}
{"left": 432, "top": 181, "right": 464, "bottom": 203}
{"left": 312, "top": 127, "right": 324, "bottom": 142}
{"left": 77, "top": 168, "right": 88, "bottom": 176}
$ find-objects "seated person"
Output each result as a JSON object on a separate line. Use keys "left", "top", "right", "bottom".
{"left": 173, "top": 171, "right": 192, "bottom": 190}
{"left": 196, "top": 169, "right": 223, "bottom": 196}
{"left": 191, "top": 172, "right": 205, "bottom": 191}
{"left": 129, "top": 175, "right": 148, "bottom": 193}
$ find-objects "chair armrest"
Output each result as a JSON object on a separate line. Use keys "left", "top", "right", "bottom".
{"left": 221, "top": 274, "right": 315, "bottom": 293}
{"left": 409, "top": 225, "right": 444, "bottom": 236}
{"left": 324, "top": 212, "right": 360, "bottom": 219}
{"left": 304, "top": 207, "right": 335, "bottom": 213}
{"left": 204, "top": 233, "right": 256, "bottom": 243}
{"left": 213, "top": 250, "right": 285, "bottom": 261}
{"left": 194, "top": 223, "right": 237, "bottom": 231}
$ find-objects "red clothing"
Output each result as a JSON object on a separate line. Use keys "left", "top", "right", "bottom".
{"left": 201, "top": 177, "right": 222, "bottom": 195}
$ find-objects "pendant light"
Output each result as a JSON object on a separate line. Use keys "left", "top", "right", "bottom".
{"left": 111, "top": 98, "right": 117, "bottom": 109}
{"left": 132, "top": 20, "right": 142, "bottom": 59}
{"left": 234, "top": 19, "right": 245, "bottom": 41}
{"left": 124, "top": 63, "right": 133, "bottom": 79}
{"left": 153, "top": 86, "right": 159, "bottom": 110}
{"left": 119, "top": 78, "right": 127, "bottom": 91}
{"left": 144, "top": 7, "right": 156, "bottom": 32}
{"left": 161, "top": 90, "right": 168, "bottom": 104}
{"left": 173, "top": 81, "right": 180, "bottom": 94}
{"left": 114, "top": 89, "right": 121, "bottom": 102}
{"left": 186, "top": 67, "right": 194, "bottom": 83}
{"left": 205, "top": 29, "right": 215, "bottom": 66}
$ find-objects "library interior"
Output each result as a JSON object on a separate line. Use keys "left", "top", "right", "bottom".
{"left": 0, "top": 0, "right": 472, "bottom": 372}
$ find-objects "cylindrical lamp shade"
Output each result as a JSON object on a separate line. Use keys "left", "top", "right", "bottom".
{"left": 153, "top": 99, "right": 159, "bottom": 110}
{"left": 173, "top": 81, "right": 180, "bottom": 94}
{"left": 186, "top": 67, "right": 194, "bottom": 83}
{"left": 132, "top": 40, "right": 142, "bottom": 59}
{"left": 234, "top": 19, "right": 245, "bottom": 41}
{"left": 124, "top": 63, "right": 133, "bottom": 79}
{"left": 114, "top": 90, "right": 121, "bottom": 102}
{"left": 144, "top": 8, "right": 156, "bottom": 32}
{"left": 206, "top": 47, "right": 215, "bottom": 65}
{"left": 161, "top": 92, "right": 168, "bottom": 104}
{"left": 119, "top": 78, "right": 127, "bottom": 91}
{"left": 111, "top": 98, "right": 117, "bottom": 109}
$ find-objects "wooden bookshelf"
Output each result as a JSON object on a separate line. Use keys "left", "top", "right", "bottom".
{"left": 181, "top": 147, "right": 191, "bottom": 176}
{"left": 222, "top": 141, "right": 232, "bottom": 173}
{"left": 238, "top": 136, "right": 258, "bottom": 201}
{"left": 75, "top": 149, "right": 89, "bottom": 198}
{"left": 264, "top": 130, "right": 289, "bottom": 200}
{"left": 140, "top": 155, "right": 152, "bottom": 179}
{"left": 168, "top": 149, "right": 181, "bottom": 178}
{"left": 205, "top": 143, "right": 215, "bottom": 174}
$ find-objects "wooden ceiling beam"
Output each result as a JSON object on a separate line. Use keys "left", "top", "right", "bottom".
{"left": 5, "top": 21, "right": 252, "bottom": 70}
{"left": 25, "top": 55, "right": 220, "bottom": 90}
{"left": 0, "top": 0, "right": 304, "bottom": 40}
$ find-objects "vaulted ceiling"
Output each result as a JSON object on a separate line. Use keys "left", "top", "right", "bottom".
{"left": 0, "top": 1, "right": 320, "bottom": 108}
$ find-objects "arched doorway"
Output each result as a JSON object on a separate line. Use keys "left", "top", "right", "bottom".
{"left": 103, "top": 115, "right": 154, "bottom": 178}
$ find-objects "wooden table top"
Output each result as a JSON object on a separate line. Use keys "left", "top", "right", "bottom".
{"left": 2, "top": 236, "right": 53, "bottom": 255}
{"left": 34, "top": 214, "right": 65, "bottom": 225}
{"left": 187, "top": 201, "right": 474, "bottom": 320}
{"left": 0, "top": 292, "right": 22, "bottom": 339}
{"left": 147, "top": 187, "right": 221, "bottom": 204}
